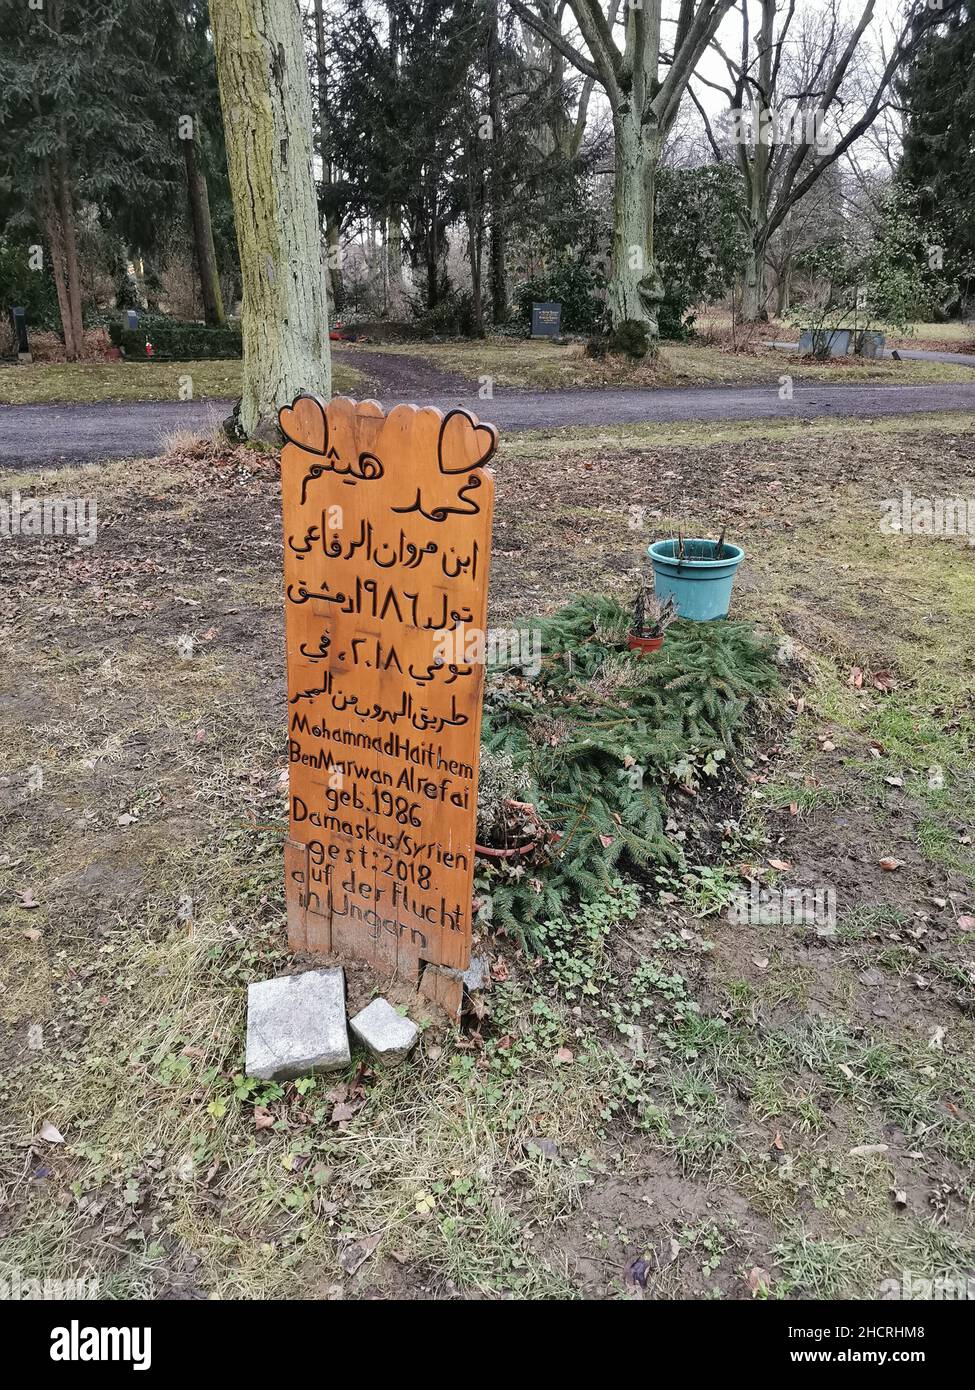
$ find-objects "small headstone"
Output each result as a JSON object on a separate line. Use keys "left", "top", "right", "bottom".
{"left": 124, "top": 309, "right": 139, "bottom": 332}
{"left": 531, "top": 301, "right": 562, "bottom": 339}
{"left": 349, "top": 997, "right": 419, "bottom": 1065}
{"left": 11, "top": 306, "right": 30, "bottom": 362}
{"left": 246, "top": 967, "right": 350, "bottom": 1081}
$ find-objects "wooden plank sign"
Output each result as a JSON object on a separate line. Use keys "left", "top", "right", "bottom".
{"left": 278, "top": 394, "right": 496, "bottom": 996}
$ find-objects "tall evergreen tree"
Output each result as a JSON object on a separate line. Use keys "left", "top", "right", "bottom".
{"left": 0, "top": 2, "right": 161, "bottom": 354}
{"left": 898, "top": 0, "right": 975, "bottom": 316}
{"left": 329, "top": 0, "right": 585, "bottom": 324}
{"left": 330, "top": 0, "right": 487, "bottom": 313}
{"left": 0, "top": 0, "right": 231, "bottom": 351}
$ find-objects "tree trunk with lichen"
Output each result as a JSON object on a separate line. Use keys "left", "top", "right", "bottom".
{"left": 739, "top": 118, "right": 770, "bottom": 323}
{"left": 209, "top": 0, "right": 330, "bottom": 440}
{"left": 56, "top": 145, "right": 85, "bottom": 356}
{"left": 609, "top": 110, "right": 663, "bottom": 343}
{"left": 741, "top": 244, "right": 768, "bottom": 323}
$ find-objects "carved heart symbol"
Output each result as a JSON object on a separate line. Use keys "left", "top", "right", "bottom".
{"left": 278, "top": 393, "right": 328, "bottom": 455}
{"left": 437, "top": 408, "right": 497, "bottom": 475}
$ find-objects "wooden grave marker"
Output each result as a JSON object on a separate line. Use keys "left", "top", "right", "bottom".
{"left": 278, "top": 394, "right": 497, "bottom": 1014}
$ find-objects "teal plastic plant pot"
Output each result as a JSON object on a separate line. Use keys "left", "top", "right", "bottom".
{"left": 648, "top": 538, "right": 745, "bottom": 621}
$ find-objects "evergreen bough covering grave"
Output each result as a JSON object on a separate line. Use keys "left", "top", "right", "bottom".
{"left": 478, "top": 595, "right": 780, "bottom": 943}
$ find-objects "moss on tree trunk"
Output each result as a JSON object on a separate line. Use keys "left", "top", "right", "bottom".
{"left": 210, "top": 0, "right": 331, "bottom": 440}
{"left": 609, "top": 112, "right": 663, "bottom": 344}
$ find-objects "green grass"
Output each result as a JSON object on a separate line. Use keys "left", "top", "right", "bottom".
{"left": 754, "top": 502, "right": 975, "bottom": 889}
{"left": 697, "top": 311, "right": 975, "bottom": 347}
{"left": 506, "top": 410, "right": 975, "bottom": 457}
{"left": 5, "top": 336, "right": 971, "bottom": 407}
{"left": 340, "top": 336, "right": 975, "bottom": 390}
{"left": 0, "top": 358, "right": 366, "bottom": 406}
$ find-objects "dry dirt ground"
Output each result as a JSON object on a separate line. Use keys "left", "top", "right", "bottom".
{"left": 1, "top": 411, "right": 974, "bottom": 1300}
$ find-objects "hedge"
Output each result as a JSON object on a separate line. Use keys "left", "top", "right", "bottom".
{"left": 109, "top": 319, "right": 242, "bottom": 360}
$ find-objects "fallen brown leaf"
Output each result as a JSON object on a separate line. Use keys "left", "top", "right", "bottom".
{"left": 331, "top": 1100, "right": 362, "bottom": 1124}
{"left": 339, "top": 1231, "right": 382, "bottom": 1276}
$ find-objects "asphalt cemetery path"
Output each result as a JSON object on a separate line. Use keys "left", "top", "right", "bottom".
{"left": 2, "top": 353, "right": 975, "bottom": 470}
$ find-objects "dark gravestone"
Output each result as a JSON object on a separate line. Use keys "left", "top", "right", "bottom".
{"left": 12, "top": 306, "right": 30, "bottom": 362}
{"left": 531, "top": 301, "right": 562, "bottom": 339}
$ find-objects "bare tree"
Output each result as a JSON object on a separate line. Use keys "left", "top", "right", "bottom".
{"left": 516, "top": 1, "right": 605, "bottom": 162}
{"left": 690, "top": 0, "right": 959, "bottom": 321}
{"left": 510, "top": 0, "right": 736, "bottom": 342}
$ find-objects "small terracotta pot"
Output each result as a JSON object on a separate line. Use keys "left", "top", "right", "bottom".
{"left": 627, "top": 633, "right": 664, "bottom": 654}
{"left": 475, "top": 840, "right": 537, "bottom": 859}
